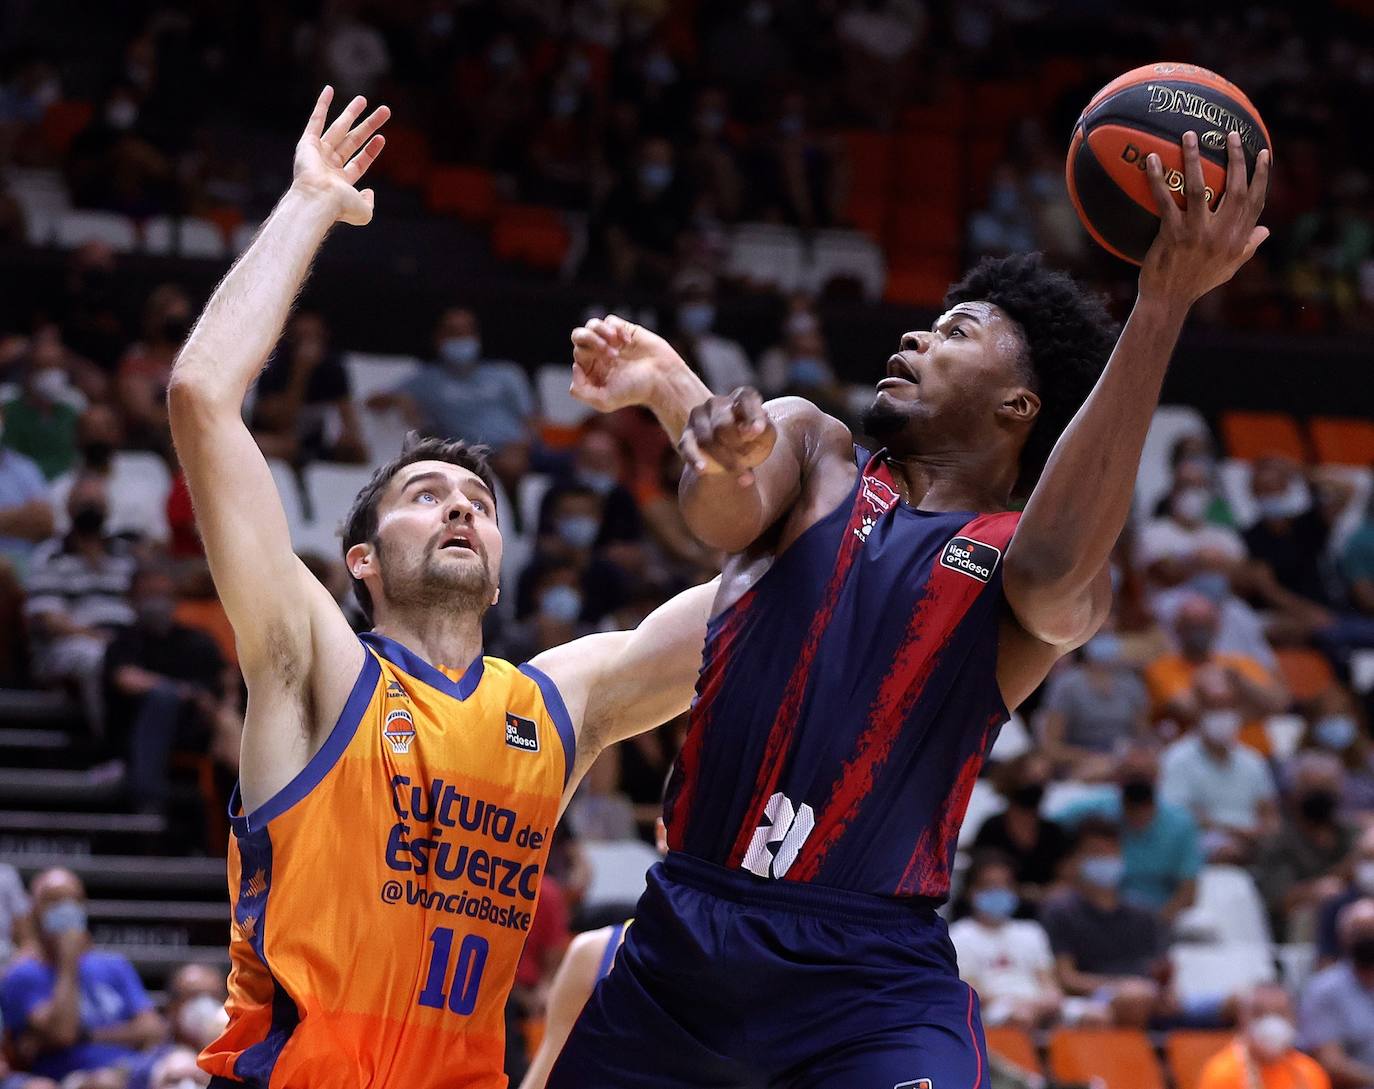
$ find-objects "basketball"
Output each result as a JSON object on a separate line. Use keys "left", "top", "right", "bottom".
{"left": 1066, "top": 62, "right": 1272, "bottom": 264}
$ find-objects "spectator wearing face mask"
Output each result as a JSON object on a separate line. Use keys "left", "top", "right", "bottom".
{"left": 0, "top": 868, "right": 165, "bottom": 1082}
{"left": 49, "top": 406, "right": 169, "bottom": 545}
{"left": 519, "top": 487, "right": 636, "bottom": 629}
{"left": 1137, "top": 473, "right": 1247, "bottom": 590}
{"left": 1145, "top": 595, "right": 1288, "bottom": 753}
{"left": 757, "top": 297, "right": 821, "bottom": 396}
{"left": 972, "top": 752, "right": 1073, "bottom": 911}
{"left": 1, "top": 326, "right": 87, "bottom": 481}
{"left": 1301, "top": 690, "right": 1374, "bottom": 820}
{"left": 102, "top": 564, "right": 232, "bottom": 821}
{"left": 599, "top": 137, "right": 694, "bottom": 289}
{"left": 1315, "top": 826, "right": 1374, "bottom": 967}
{"left": 118, "top": 285, "right": 193, "bottom": 453}
{"left": 1038, "top": 631, "right": 1151, "bottom": 781}
{"left": 949, "top": 853, "right": 1061, "bottom": 1028}
{"left": 1042, "top": 817, "right": 1174, "bottom": 1027}
{"left": 1150, "top": 437, "right": 1235, "bottom": 526}
{"left": 146, "top": 1046, "right": 209, "bottom": 1089}
{"left": 669, "top": 272, "right": 756, "bottom": 395}
{"left": 1299, "top": 899, "right": 1374, "bottom": 1087}
{"left": 0, "top": 403, "right": 55, "bottom": 573}
{"left": 369, "top": 308, "right": 534, "bottom": 451}
{"left": 1199, "top": 983, "right": 1329, "bottom": 1089}
{"left": 125, "top": 963, "right": 226, "bottom": 1089}
{"left": 538, "top": 428, "right": 643, "bottom": 548}
{"left": 1253, "top": 751, "right": 1354, "bottom": 942}
{"left": 23, "top": 474, "right": 136, "bottom": 732}
{"left": 1158, "top": 675, "right": 1279, "bottom": 863}
{"left": 1059, "top": 745, "right": 1203, "bottom": 925}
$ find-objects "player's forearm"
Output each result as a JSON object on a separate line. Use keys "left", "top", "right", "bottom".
{"left": 1008, "top": 296, "right": 1186, "bottom": 597}
{"left": 643, "top": 364, "right": 712, "bottom": 444}
{"left": 169, "top": 186, "right": 336, "bottom": 412}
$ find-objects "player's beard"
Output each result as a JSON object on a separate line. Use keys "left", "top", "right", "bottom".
{"left": 376, "top": 536, "right": 496, "bottom": 618}
{"left": 859, "top": 395, "right": 912, "bottom": 442}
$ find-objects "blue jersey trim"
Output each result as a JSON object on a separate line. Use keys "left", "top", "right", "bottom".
{"left": 518, "top": 663, "right": 576, "bottom": 789}
{"left": 596, "top": 920, "right": 627, "bottom": 982}
{"left": 228, "top": 647, "right": 381, "bottom": 836}
{"left": 359, "top": 631, "right": 484, "bottom": 700}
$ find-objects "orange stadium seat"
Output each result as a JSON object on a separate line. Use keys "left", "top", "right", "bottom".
{"left": 376, "top": 124, "right": 430, "bottom": 188}
{"left": 425, "top": 165, "right": 497, "bottom": 222}
{"left": 1309, "top": 417, "right": 1374, "bottom": 466}
{"left": 1166, "top": 1030, "right": 1233, "bottom": 1089}
{"left": 1276, "top": 647, "right": 1337, "bottom": 702}
{"left": 491, "top": 204, "right": 570, "bottom": 271}
{"left": 984, "top": 1025, "right": 1043, "bottom": 1076}
{"left": 1219, "top": 411, "right": 1311, "bottom": 462}
{"left": 840, "top": 130, "right": 894, "bottom": 236}
{"left": 884, "top": 252, "right": 959, "bottom": 307}
{"left": 40, "top": 99, "right": 93, "bottom": 156}
{"left": 1048, "top": 1027, "right": 1166, "bottom": 1089}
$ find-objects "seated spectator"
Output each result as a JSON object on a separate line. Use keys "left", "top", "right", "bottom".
{"left": 599, "top": 136, "right": 694, "bottom": 290}
{"left": 369, "top": 308, "right": 535, "bottom": 451}
{"left": 117, "top": 285, "right": 191, "bottom": 453}
{"left": 1, "top": 328, "right": 85, "bottom": 481}
{"left": 518, "top": 486, "right": 637, "bottom": 626}
{"left": 968, "top": 164, "right": 1037, "bottom": 260}
{"left": 1253, "top": 751, "right": 1354, "bottom": 941}
{"left": 1315, "top": 825, "right": 1374, "bottom": 967}
{"left": 972, "top": 751, "right": 1072, "bottom": 911}
{"left": 1300, "top": 688, "right": 1374, "bottom": 820}
{"left": 250, "top": 310, "right": 365, "bottom": 466}
{"left": 538, "top": 427, "right": 643, "bottom": 547}
{"left": 1038, "top": 631, "right": 1150, "bottom": 780}
{"left": 1136, "top": 476, "right": 1246, "bottom": 590}
{"left": 50, "top": 406, "right": 170, "bottom": 545}
{"left": 743, "top": 91, "right": 845, "bottom": 229}
{"left": 0, "top": 862, "right": 33, "bottom": 968}
{"left": 1342, "top": 496, "right": 1374, "bottom": 618}
{"left": 757, "top": 296, "right": 822, "bottom": 395}
{"left": 147, "top": 1046, "right": 209, "bottom": 1089}
{"left": 1299, "top": 899, "right": 1374, "bottom": 1087}
{"left": 103, "top": 563, "right": 232, "bottom": 821}
{"left": 24, "top": 474, "right": 136, "bottom": 731}
{"left": 1059, "top": 745, "right": 1202, "bottom": 923}
{"left": 0, "top": 868, "right": 165, "bottom": 1082}
{"left": 1041, "top": 817, "right": 1172, "bottom": 1027}
{"left": 0, "top": 405, "right": 55, "bottom": 572}
{"left": 1149, "top": 438, "right": 1236, "bottom": 526}
{"left": 126, "top": 963, "right": 226, "bottom": 1089}
{"left": 1159, "top": 675, "right": 1279, "bottom": 863}
{"left": 949, "top": 852, "right": 1061, "bottom": 1028}
{"left": 1144, "top": 595, "right": 1288, "bottom": 752}
{"left": 683, "top": 87, "right": 744, "bottom": 221}
{"left": 670, "top": 272, "right": 757, "bottom": 395}
{"left": 1199, "top": 983, "right": 1329, "bottom": 1089}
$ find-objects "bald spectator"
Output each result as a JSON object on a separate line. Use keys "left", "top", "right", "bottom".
{"left": 0, "top": 869, "right": 164, "bottom": 1081}
{"left": 147, "top": 1046, "right": 208, "bottom": 1089}
{"left": 50, "top": 406, "right": 169, "bottom": 545}
{"left": 1199, "top": 983, "right": 1329, "bottom": 1089}
{"left": 1300, "top": 899, "right": 1374, "bottom": 1088}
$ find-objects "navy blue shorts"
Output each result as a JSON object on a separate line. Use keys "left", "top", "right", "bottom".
{"left": 546, "top": 852, "right": 988, "bottom": 1089}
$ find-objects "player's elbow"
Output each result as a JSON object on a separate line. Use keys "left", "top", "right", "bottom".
{"left": 167, "top": 362, "right": 238, "bottom": 422}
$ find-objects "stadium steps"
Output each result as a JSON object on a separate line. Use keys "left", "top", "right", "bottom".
{"left": 0, "top": 689, "right": 83, "bottom": 726}
{"left": 88, "top": 898, "right": 230, "bottom": 950}
{"left": 97, "top": 943, "right": 229, "bottom": 984}
{"left": 0, "top": 810, "right": 167, "bottom": 856}
{"left": 0, "top": 766, "right": 125, "bottom": 808}
{"left": 3, "top": 852, "right": 224, "bottom": 896}
{"left": 0, "top": 728, "right": 92, "bottom": 770}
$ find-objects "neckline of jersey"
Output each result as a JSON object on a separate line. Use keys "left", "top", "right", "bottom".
{"left": 359, "top": 631, "right": 484, "bottom": 700}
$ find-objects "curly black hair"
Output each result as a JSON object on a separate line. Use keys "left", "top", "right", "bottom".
{"left": 944, "top": 252, "right": 1117, "bottom": 498}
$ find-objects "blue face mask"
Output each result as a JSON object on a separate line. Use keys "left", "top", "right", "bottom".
{"left": 787, "top": 357, "right": 829, "bottom": 388}
{"left": 439, "top": 337, "right": 480, "bottom": 369}
{"left": 1080, "top": 855, "right": 1124, "bottom": 890}
{"left": 556, "top": 515, "right": 599, "bottom": 550}
{"left": 639, "top": 163, "right": 673, "bottom": 193}
{"left": 972, "top": 887, "right": 1018, "bottom": 921}
{"left": 1188, "top": 570, "right": 1231, "bottom": 604}
{"left": 577, "top": 470, "right": 618, "bottom": 497}
{"left": 1316, "top": 714, "right": 1359, "bottom": 752}
{"left": 539, "top": 585, "right": 582, "bottom": 623}
{"left": 1082, "top": 633, "right": 1122, "bottom": 666}
{"left": 41, "top": 899, "right": 87, "bottom": 936}
{"left": 677, "top": 303, "right": 715, "bottom": 336}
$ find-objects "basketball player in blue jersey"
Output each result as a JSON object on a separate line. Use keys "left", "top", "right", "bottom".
{"left": 551, "top": 132, "right": 1271, "bottom": 1088}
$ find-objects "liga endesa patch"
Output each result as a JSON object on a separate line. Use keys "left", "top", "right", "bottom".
{"left": 938, "top": 537, "right": 1002, "bottom": 583}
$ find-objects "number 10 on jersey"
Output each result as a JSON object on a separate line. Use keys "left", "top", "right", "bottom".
{"left": 418, "top": 926, "right": 489, "bottom": 1015}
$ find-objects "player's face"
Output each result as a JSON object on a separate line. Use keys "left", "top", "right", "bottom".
{"left": 860, "top": 301, "right": 1037, "bottom": 457}
{"left": 370, "top": 461, "right": 503, "bottom": 614}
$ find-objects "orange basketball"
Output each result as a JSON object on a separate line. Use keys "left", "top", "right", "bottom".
{"left": 1066, "top": 62, "right": 1271, "bottom": 265}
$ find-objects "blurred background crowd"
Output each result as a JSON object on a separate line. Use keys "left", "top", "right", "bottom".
{"left": 0, "top": 0, "right": 1373, "bottom": 1087}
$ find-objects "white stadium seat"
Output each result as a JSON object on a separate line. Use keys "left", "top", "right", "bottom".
{"left": 54, "top": 210, "right": 138, "bottom": 253}
{"left": 299, "top": 462, "right": 375, "bottom": 557}
{"left": 142, "top": 215, "right": 226, "bottom": 259}
{"left": 230, "top": 221, "right": 260, "bottom": 254}
{"left": 806, "top": 229, "right": 886, "bottom": 300}
{"left": 727, "top": 223, "right": 806, "bottom": 294}
{"left": 1134, "top": 405, "right": 1209, "bottom": 520}
{"left": 581, "top": 839, "right": 661, "bottom": 911}
{"left": 266, "top": 458, "right": 312, "bottom": 555}
{"left": 1218, "top": 458, "right": 1258, "bottom": 529}
{"left": 536, "top": 363, "right": 593, "bottom": 427}
{"left": 343, "top": 352, "right": 422, "bottom": 402}
{"left": 1175, "top": 865, "right": 1272, "bottom": 946}
{"left": 1171, "top": 942, "right": 1275, "bottom": 1002}
{"left": 957, "top": 778, "right": 1004, "bottom": 849}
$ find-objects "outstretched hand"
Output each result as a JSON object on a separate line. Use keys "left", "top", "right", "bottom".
{"left": 1139, "top": 129, "right": 1270, "bottom": 307}
{"left": 292, "top": 86, "right": 390, "bottom": 226}
{"left": 569, "top": 314, "right": 686, "bottom": 413}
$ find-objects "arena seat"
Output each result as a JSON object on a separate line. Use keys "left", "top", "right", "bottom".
{"left": 984, "top": 1025, "right": 1042, "bottom": 1076}
{"left": 342, "top": 351, "right": 422, "bottom": 401}
{"left": 537, "top": 363, "right": 594, "bottom": 428}
{"left": 883, "top": 252, "right": 959, "bottom": 307}
{"left": 6, "top": 167, "right": 71, "bottom": 245}
{"left": 39, "top": 99, "right": 93, "bottom": 156}
{"left": 300, "top": 462, "right": 375, "bottom": 555}
{"left": 806, "top": 229, "right": 886, "bottom": 301}
{"left": 491, "top": 205, "right": 570, "bottom": 271}
{"left": 1263, "top": 714, "right": 1307, "bottom": 761}
{"left": 580, "top": 839, "right": 662, "bottom": 912}
{"left": 727, "top": 223, "right": 807, "bottom": 294}
{"left": 142, "top": 215, "right": 227, "bottom": 259}
{"left": 54, "top": 209, "right": 138, "bottom": 253}
{"left": 230, "top": 220, "right": 260, "bottom": 254}
{"left": 1219, "top": 411, "right": 1310, "bottom": 462}
{"left": 1174, "top": 866, "right": 1272, "bottom": 946}
{"left": 1275, "top": 942, "right": 1318, "bottom": 994}
{"left": 375, "top": 124, "right": 431, "bottom": 189}
{"left": 1135, "top": 405, "right": 1210, "bottom": 519}
{"left": 1217, "top": 458, "right": 1259, "bottom": 528}
{"left": 1275, "top": 647, "right": 1337, "bottom": 702}
{"left": 1309, "top": 417, "right": 1374, "bottom": 466}
{"left": 425, "top": 165, "right": 498, "bottom": 222}
{"left": 266, "top": 457, "right": 312, "bottom": 553}
{"left": 1048, "top": 1027, "right": 1165, "bottom": 1089}
{"left": 1353, "top": 650, "right": 1374, "bottom": 695}
{"left": 957, "top": 778, "right": 1005, "bottom": 849}
{"left": 1165, "top": 1030, "right": 1233, "bottom": 1089}
{"left": 1171, "top": 943, "right": 1276, "bottom": 1003}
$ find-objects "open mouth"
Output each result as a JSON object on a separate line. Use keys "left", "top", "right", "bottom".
{"left": 439, "top": 533, "right": 476, "bottom": 554}
{"left": 877, "top": 353, "right": 919, "bottom": 390}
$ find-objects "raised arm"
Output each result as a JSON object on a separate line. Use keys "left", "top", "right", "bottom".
{"left": 1002, "top": 131, "right": 1270, "bottom": 647}
{"left": 570, "top": 316, "right": 849, "bottom": 553}
{"left": 167, "top": 88, "right": 387, "bottom": 803}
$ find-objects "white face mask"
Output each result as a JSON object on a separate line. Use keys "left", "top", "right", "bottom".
{"left": 1355, "top": 860, "right": 1374, "bottom": 896}
{"left": 1200, "top": 710, "right": 1242, "bottom": 746}
{"left": 31, "top": 366, "right": 69, "bottom": 403}
{"left": 1248, "top": 1013, "right": 1296, "bottom": 1059}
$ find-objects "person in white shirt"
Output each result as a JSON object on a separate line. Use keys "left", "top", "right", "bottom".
{"left": 1136, "top": 478, "right": 1246, "bottom": 588}
{"left": 950, "top": 852, "right": 1061, "bottom": 1028}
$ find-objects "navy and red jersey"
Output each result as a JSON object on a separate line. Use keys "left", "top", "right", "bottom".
{"left": 664, "top": 447, "right": 1020, "bottom": 902}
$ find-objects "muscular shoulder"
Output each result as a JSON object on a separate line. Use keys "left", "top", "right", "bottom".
{"left": 767, "top": 397, "right": 852, "bottom": 461}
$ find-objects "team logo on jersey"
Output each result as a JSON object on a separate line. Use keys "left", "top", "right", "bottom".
{"left": 855, "top": 474, "right": 900, "bottom": 542}
{"left": 894, "top": 1080, "right": 932, "bottom": 1089}
{"left": 243, "top": 868, "right": 267, "bottom": 898}
{"left": 939, "top": 536, "right": 1001, "bottom": 583}
{"left": 384, "top": 708, "right": 417, "bottom": 755}
{"left": 385, "top": 680, "right": 409, "bottom": 701}
{"left": 235, "top": 913, "right": 257, "bottom": 941}
{"left": 505, "top": 712, "right": 540, "bottom": 753}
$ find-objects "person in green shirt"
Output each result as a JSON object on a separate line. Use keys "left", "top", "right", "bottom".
{"left": 1, "top": 355, "right": 81, "bottom": 482}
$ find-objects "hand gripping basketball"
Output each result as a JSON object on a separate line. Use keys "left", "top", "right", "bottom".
{"left": 1139, "top": 129, "right": 1271, "bottom": 306}
{"left": 678, "top": 388, "right": 777, "bottom": 487}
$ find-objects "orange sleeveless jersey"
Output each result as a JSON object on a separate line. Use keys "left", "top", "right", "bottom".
{"left": 201, "top": 632, "right": 575, "bottom": 1089}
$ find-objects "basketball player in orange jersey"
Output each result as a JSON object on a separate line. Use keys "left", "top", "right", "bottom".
{"left": 168, "top": 88, "right": 717, "bottom": 1089}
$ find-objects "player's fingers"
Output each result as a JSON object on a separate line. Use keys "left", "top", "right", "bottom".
{"left": 602, "top": 315, "right": 636, "bottom": 349}
{"left": 324, "top": 95, "right": 367, "bottom": 146}
{"left": 1145, "top": 153, "right": 1181, "bottom": 228}
{"left": 676, "top": 426, "right": 710, "bottom": 475}
{"left": 1222, "top": 130, "right": 1246, "bottom": 208}
{"left": 730, "top": 387, "right": 768, "bottom": 436}
{"left": 586, "top": 319, "right": 621, "bottom": 354}
{"left": 1181, "top": 131, "right": 1207, "bottom": 221}
{"left": 1248, "top": 149, "right": 1272, "bottom": 221}
{"left": 569, "top": 363, "right": 605, "bottom": 406}
{"left": 343, "top": 134, "right": 385, "bottom": 184}
{"left": 571, "top": 326, "right": 610, "bottom": 354}
{"left": 305, "top": 86, "right": 333, "bottom": 139}
{"left": 1239, "top": 225, "right": 1270, "bottom": 263}
{"left": 337, "top": 105, "right": 391, "bottom": 163}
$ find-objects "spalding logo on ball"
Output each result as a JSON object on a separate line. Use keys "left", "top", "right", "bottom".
{"left": 1066, "top": 62, "right": 1272, "bottom": 264}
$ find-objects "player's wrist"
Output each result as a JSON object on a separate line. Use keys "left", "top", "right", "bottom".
{"left": 283, "top": 179, "right": 347, "bottom": 225}
{"left": 647, "top": 367, "right": 711, "bottom": 442}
